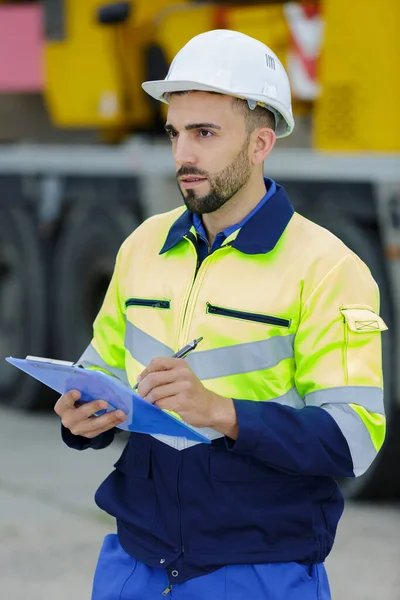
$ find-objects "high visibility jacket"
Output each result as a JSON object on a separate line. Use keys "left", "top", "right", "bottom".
{"left": 64, "top": 184, "right": 386, "bottom": 584}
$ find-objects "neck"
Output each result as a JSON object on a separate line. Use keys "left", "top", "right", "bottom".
{"left": 201, "top": 174, "right": 267, "bottom": 246}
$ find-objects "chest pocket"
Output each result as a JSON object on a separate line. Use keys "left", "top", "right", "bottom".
{"left": 206, "top": 303, "right": 291, "bottom": 328}
{"left": 125, "top": 298, "right": 170, "bottom": 310}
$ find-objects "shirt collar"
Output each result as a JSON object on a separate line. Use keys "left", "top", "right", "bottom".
{"left": 159, "top": 181, "right": 294, "bottom": 256}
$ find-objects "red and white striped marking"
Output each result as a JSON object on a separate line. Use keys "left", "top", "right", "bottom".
{"left": 284, "top": 2, "right": 324, "bottom": 100}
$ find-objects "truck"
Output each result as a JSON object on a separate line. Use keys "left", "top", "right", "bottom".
{"left": 0, "top": 0, "right": 399, "bottom": 500}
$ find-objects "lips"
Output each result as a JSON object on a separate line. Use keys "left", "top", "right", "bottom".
{"left": 180, "top": 176, "right": 208, "bottom": 189}
{"left": 181, "top": 177, "right": 207, "bottom": 182}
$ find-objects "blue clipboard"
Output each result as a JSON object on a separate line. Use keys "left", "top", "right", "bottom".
{"left": 6, "top": 357, "right": 211, "bottom": 444}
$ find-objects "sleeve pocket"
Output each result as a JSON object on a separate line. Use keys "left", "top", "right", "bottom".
{"left": 340, "top": 307, "right": 388, "bottom": 333}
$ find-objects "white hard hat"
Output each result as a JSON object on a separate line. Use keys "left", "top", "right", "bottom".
{"left": 142, "top": 29, "right": 294, "bottom": 138}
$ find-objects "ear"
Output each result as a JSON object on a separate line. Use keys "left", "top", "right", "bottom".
{"left": 251, "top": 128, "right": 276, "bottom": 166}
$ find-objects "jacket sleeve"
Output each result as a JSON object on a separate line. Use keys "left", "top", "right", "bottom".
{"left": 228, "top": 253, "right": 387, "bottom": 478}
{"left": 62, "top": 244, "right": 127, "bottom": 451}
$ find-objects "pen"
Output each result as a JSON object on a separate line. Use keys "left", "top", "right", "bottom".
{"left": 133, "top": 336, "right": 203, "bottom": 390}
{"left": 173, "top": 336, "right": 204, "bottom": 359}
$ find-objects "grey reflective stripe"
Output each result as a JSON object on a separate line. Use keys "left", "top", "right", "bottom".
{"left": 186, "top": 335, "right": 295, "bottom": 380}
{"left": 268, "top": 386, "right": 305, "bottom": 409}
{"left": 125, "top": 321, "right": 173, "bottom": 364}
{"left": 322, "top": 404, "right": 377, "bottom": 477}
{"left": 306, "top": 386, "right": 385, "bottom": 415}
{"left": 151, "top": 427, "right": 223, "bottom": 451}
{"left": 124, "top": 321, "right": 295, "bottom": 379}
{"left": 78, "top": 344, "right": 130, "bottom": 387}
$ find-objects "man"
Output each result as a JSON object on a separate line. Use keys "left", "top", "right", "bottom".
{"left": 56, "top": 30, "right": 387, "bottom": 600}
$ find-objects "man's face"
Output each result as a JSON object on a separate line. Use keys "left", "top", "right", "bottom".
{"left": 165, "top": 92, "right": 252, "bottom": 215}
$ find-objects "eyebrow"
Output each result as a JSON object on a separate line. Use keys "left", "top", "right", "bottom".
{"left": 164, "top": 122, "right": 222, "bottom": 132}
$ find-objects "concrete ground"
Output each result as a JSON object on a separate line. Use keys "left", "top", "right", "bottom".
{"left": 1, "top": 407, "right": 399, "bottom": 600}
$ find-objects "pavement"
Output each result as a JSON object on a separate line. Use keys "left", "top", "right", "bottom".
{"left": 1, "top": 406, "right": 399, "bottom": 600}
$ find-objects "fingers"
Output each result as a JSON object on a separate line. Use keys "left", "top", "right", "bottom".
{"left": 137, "top": 357, "right": 183, "bottom": 386}
{"left": 143, "top": 382, "right": 179, "bottom": 405}
{"left": 138, "top": 368, "right": 177, "bottom": 398}
{"left": 154, "top": 398, "right": 178, "bottom": 412}
{"left": 55, "top": 391, "right": 106, "bottom": 420}
{"left": 67, "top": 409, "right": 127, "bottom": 438}
{"left": 74, "top": 399, "right": 110, "bottom": 420}
{"left": 54, "top": 389, "right": 82, "bottom": 416}
{"left": 54, "top": 390, "right": 127, "bottom": 438}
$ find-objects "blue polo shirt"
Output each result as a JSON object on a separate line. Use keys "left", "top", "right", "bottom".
{"left": 192, "top": 177, "right": 277, "bottom": 264}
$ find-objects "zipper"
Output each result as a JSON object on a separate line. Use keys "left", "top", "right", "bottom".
{"left": 171, "top": 232, "right": 199, "bottom": 571}
{"left": 125, "top": 298, "right": 170, "bottom": 309}
{"left": 185, "top": 230, "right": 201, "bottom": 278}
{"left": 176, "top": 233, "right": 201, "bottom": 347}
{"left": 206, "top": 303, "right": 291, "bottom": 328}
{"left": 178, "top": 241, "right": 234, "bottom": 346}
{"left": 177, "top": 451, "right": 184, "bottom": 558}
{"left": 162, "top": 586, "right": 172, "bottom": 596}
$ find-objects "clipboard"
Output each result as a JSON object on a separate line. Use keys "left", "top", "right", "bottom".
{"left": 5, "top": 356, "right": 211, "bottom": 444}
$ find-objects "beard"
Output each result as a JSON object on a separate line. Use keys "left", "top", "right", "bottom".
{"left": 177, "top": 136, "right": 252, "bottom": 215}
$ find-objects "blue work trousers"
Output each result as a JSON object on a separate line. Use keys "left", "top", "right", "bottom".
{"left": 92, "top": 534, "right": 331, "bottom": 600}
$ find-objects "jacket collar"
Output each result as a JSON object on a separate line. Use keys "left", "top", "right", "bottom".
{"left": 159, "top": 184, "right": 294, "bottom": 255}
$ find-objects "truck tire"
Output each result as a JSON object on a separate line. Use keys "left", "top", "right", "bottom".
{"left": 0, "top": 207, "right": 47, "bottom": 408}
{"left": 52, "top": 204, "right": 139, "bottom": 363}
{"left": 300, "top": 207, "right": 396, "bottom": 499}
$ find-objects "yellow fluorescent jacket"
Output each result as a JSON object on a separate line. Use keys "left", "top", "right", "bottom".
{"left": 79, "top": 188, "right": 387, "bottom": 475}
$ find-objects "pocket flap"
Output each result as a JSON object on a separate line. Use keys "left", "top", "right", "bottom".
{"left": 340, "top": 307, "right": 388, "bottom": 333}
{"left": 113, "top": 434, "right": 152, "bottom": 478}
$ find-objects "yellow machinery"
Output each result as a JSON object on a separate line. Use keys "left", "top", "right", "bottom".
{"left": 44, "top": 0, "right": 217, "bottom": 134}
{"left": 314, "top": 0, "right": 400, "bottom": 151}
{"left": 41, "top": 0, "right": 400, "bottom": 151}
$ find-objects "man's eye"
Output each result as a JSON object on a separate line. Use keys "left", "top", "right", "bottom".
{"left": 167, "top": 130, "right": 178, "bottom": 140}
{"left": 199, "top": 130, "right": 212, "bottom": 138}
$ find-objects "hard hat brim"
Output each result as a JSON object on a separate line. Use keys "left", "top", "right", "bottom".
{"left": 142, "top": 79, "right": 294, "bottom": 138}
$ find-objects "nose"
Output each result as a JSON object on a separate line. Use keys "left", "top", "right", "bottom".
{"left": 173, "top": 135, "right": 197, "bottom": 168}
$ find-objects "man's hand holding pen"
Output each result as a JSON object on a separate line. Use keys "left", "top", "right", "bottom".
{"left": 137, "top": 356, "right": 239, "bottom": 438}
{"left": 137, "top": 356, "right": 218, "bottom": 428}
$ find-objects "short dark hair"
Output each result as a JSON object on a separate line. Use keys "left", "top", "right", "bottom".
{"left": 231, "top": 97, "right": 275, "bottom": 133}
{"left": 163, "top": 91, "right": 276, "bottom": 133}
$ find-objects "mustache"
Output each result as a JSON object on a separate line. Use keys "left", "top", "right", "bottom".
{"left": 176, "top": 166, "right": 208, "bottom": 179}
